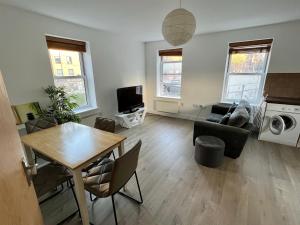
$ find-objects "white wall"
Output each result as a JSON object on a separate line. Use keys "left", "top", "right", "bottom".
{"left": 145, "top": 20, "right": 300, "bottom": 120}
{"left": 0, "top": 4, "right": 145, "bottom": 121}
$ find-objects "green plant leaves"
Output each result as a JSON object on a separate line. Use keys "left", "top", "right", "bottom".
{"left": 38, "top": 85, "right": 81, "bottom": 124}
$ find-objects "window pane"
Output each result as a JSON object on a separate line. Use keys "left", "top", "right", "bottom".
{"left": 158, "top": 55, "right": 182, "bottom": 98}
{"left": 225, "top": 75, "right": 261, "bottom": 102}
{"left": 54, "top": 77, "right": 87, "bottom": 107}
{"left": 162, "top": 62, "right": 182, "bottom": 75}
{"left": 162, "top": 56, "right": 182, "bottom": 62}
{"left": 228, "top": 52, "right": 268, "bottom": 73}
{"left": 162, "top": 74, "right": 181, "bottom": 84}
{"left": 49, "top": 49, "right": 82, "bottom": 76}
{"left": 160, "top": 83, "right": 181, "bottom": 98}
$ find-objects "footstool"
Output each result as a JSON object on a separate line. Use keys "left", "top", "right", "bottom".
{"left": 195, "top": 136, "right": 225, "bottom": 168}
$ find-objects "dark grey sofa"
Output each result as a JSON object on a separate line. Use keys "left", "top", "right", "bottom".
{"left": 193, "top": 103, "right": 251, "bottom": 159}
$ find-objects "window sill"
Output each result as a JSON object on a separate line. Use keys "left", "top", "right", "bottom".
{"left": 74, "top": 106, "right": 100, "bottom": 119}
{"left": 155, "top": 96, "right": 181, "bottom": 101}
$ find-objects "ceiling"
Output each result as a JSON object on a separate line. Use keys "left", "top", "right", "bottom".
{"left": 1, "top": 0, "right": 300, "bottom": 42}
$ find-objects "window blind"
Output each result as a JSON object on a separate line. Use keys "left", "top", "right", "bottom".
{"left": 46, "top": 36, "right": 86, "bottom": 52}
{"left": 159, "top": 48, "right": 182, "bottom": 56}
{"left": 229, "top": 39, "right": 273, "bottom": 53}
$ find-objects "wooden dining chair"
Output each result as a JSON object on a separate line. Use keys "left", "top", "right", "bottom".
{"left": 82, "top": 117, "right": 116, "bottom": 172}
{"left": 83, "top": 140, "right": 143, "bottom": 225}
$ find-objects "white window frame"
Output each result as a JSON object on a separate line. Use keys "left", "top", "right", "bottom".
{"left": 157, "top": 55, "right": 182, "bottom": 99}
{"left": 49, "top": 51, "right": 91, "bottom": 111}
{"left": 221, "top": 44, "right": 272, "bottom": 105}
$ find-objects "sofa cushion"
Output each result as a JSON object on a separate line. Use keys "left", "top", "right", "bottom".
{"left": 219, "top": 113, "right": 231, "bottom": 125}
{"left": 228, "top": 107, "right": 249, "bottom": 127}
{"left": 211, "top": 103, "right": 232, "bottom": 115}
{"left": 227, "top": 103, "right": 238, "bottom": 113}
{"left": 241, "top": 122, "right": 252, "bottom": 131}
{"left": 207, "top": 113, "right": 224, "bottom": 123}
{"left": 238, "top": 100, "right": 251, "bottom": 114}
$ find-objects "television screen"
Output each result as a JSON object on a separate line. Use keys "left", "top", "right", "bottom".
{"left": 117, "top": 85, "right": 144, "bottom": 113}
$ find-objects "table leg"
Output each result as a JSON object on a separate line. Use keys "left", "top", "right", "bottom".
{"left": 23, "top": 145, "right": 35, "bottom": 165}
{"left": 118, "top": 141, "right": 125, "bottom": 157}
{"left": 118, "top": 141, "right": 127, "bottom": 191}
{"left": 72, "top": 169, "right": 90, "bottom": 225}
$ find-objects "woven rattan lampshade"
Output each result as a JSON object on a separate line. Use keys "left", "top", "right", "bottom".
{"left": 162, "top": 8, "right": 196, "bottom": 46}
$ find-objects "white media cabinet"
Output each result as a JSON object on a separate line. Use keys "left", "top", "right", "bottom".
{"left": 115, "top": 107, "right": 146, "bottom": 129}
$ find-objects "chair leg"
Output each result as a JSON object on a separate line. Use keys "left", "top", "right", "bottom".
{"left": 44, "top": 181, "right": 81, "bottom": 225}
{"left": 134, "top": 172, "right": 143, "bottom": 204}
{"left": 70, "top": 180, "right": 81, "bottom": 219}
{"left": 117, "top": 172, "right": 143, "bottom": 204}
{"left": 112, "top": 151, "right": 116, "bottom": 160}
{"left": 67, "top": 179, "right": 73, "bottom": 188}
{"left": 39, "top": 184, "right": 64, "bottom": 204}
{"left": 111, "top": 195, "right": 118, "bottom": 225}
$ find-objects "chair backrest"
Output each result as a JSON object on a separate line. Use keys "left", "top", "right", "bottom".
{"left": 109, "top": 140, "right": 142, "bottom": 195}
{"left": 25, "top": 117, "right": 57, "bottom": 134}
{"left": 33, "top": 164, "right": 70, "bottom": 197}
{"left": 94, "top": 117, "right": 115, "bottom": 133}
{"left": 25, "top": 118, "right": 57, "bottom": 162}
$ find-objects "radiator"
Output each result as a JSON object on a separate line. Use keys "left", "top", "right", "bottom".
{"left": 154, "top": 100, "right": 179, "bottom": 113}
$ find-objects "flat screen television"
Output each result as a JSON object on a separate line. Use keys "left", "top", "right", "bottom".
{"left": 117, "top": 85, "right": 144, "bottom": 113}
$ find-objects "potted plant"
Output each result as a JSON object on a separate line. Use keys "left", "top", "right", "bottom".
{"left": 36, "top": 85, "right": 80, "bottom": 124}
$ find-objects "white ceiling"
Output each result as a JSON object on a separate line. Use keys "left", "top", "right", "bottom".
{"left": 1, "top": 0, "right": 300, "bottom": 42}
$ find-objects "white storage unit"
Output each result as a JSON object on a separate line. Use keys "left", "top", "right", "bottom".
{"left": 115, "top": 107, "right": 146, "bottom": 129}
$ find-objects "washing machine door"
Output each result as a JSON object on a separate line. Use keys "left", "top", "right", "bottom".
{"left": 269, "top": 114, "right": 295, "bottom": 135}
{"left": 270, "top": 115, "right": 285, "bottom": 135}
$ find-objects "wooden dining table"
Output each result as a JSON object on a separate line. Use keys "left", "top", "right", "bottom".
{"left": 21, "top": 122, "right": 127, "bottom": 225}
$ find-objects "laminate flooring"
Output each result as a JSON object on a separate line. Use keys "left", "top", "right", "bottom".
{"left": 40, "top": 114, "right": 300, "bottom": 225}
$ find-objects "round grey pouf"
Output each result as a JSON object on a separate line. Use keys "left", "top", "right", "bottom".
{"left": 195, "top": 136, "right": 225, "bottom": 168}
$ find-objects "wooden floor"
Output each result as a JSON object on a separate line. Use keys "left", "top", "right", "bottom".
{"left": 41, "top": 114, "right": 300, "bottom": 225}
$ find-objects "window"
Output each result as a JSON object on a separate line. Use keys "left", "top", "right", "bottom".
{"left": 222, "top": 39, "right": 273, "bottom": 104}
{"left": 66, "top": 56, "right": 72, "bottom": 64}
{"left": 56, "top": 69, "right": 63, "bottom": 76}
{"left": 54, "top": 56, "right": 61, "bottom": 64}
{"left": 158, "top": 48, "right": 183, "bottom": 98}
{"left": 46, "top": 36, "right": 90, "bottom": 109}
{"left": 68, "top": 69, "right": 74, "bottom": 76}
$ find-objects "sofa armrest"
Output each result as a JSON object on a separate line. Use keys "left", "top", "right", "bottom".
{"left": 211, "top": 103, "right": 232, "bottom": 115}
{"left": 193, "top": 121, "right": 250, "bottom": 158}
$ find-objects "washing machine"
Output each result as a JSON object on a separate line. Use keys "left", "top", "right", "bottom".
{"left": 258, "top": 103, "right": 300, "bottom": 147}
